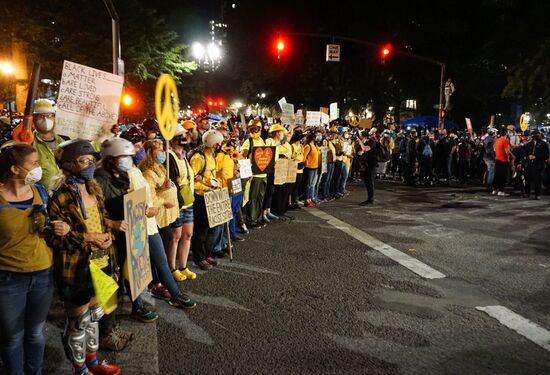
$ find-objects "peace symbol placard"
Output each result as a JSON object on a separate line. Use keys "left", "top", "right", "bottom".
{"left": 155, "top": 74, "right": 179, "bottom": 141}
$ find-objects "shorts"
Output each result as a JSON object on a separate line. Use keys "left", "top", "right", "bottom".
{"left": 58, "top": 280, "right": 95, "bottom": 306}
{"left": 170, "top": 207, "right": 194, "bottom": 228}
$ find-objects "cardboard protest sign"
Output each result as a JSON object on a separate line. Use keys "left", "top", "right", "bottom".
{"left": 306, "top": 111, "right": 321, "bottom": 127}
{"left": 251, "top": 146, "right": 276, "bottom": 174}
{"left": 204, "top": 188, "right": 233, "bottom": 228}
{"left": 281, "top": 103, "right": 295, "bottom": 125}
{"left": 295, "top": 111, "right": 304, "bottom": 126}
{"left": 231, "top": 177, "right": 243, "bottom": 194}
{"left": 278, "top": 97, "right": 287, "bottom": 109}
{"left": 274, "top": 159, "right": 287, "bottom": 185}
{"left": 56, "top": 60, "right": 123, "bottom": 140}
{"left": 359, "top": 118, "right": 373, "bottom": 129}
{"left": 124, "top": 188, "right": 152, "bottom": 301}
{"left": 238, "top": 159, "right": 253, "bottom": 179}
{"left": 285, "top": 160, "right": 297, "bottom": 183}
{"left": 320, "top": 147, "right": 328, "bottom": 173}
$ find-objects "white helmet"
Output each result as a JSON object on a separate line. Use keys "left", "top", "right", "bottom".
{"left": 101, "top": 137, "right": 136, "bottom": 158}
{"left": 202, "top": 130, "right": 224, "bottom": 148}
{"left": 33, "top": 99, "right": 56, "bottom": 114}
{"left": 175, "top": 123, "right": 187, "bottom": 137}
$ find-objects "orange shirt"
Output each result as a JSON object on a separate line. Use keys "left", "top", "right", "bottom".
{"left": 303, "top": 143, "right": 319, "bottom": 169}
{"left": 494, "top": 137, "right": 510, "bottom": 162}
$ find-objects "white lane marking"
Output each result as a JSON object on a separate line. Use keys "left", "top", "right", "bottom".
{"left": 307, "top": 208, "right": 446, "bottom": 280}
{"left": 476, "top": 305, "right": 550, "bottom": 352}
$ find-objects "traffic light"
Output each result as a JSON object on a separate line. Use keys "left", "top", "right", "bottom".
{"left": 380, "top": 43, "right": 393, "bottom": 63}
{"left": 275, "top": 37, "right": 287, "bottom": 60}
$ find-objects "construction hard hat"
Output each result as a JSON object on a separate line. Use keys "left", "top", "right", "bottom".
{"left": 182, "top": 120, "right": 197, "bottom": 130}
{"left": 248, "top": 119, "right": 262, "bottom": 128}
{"left": 269, "top": 124, "right": 288, "bottom": 134}
{"left": 101, "top": 137, "right": 136, "bottom": 158}
{"left": 33, "top": 99, "right": 56, "bottom": 114}
{"left": 202, "top": 130, "right": 224, "bottom": 148}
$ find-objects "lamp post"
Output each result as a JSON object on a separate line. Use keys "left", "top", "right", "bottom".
{"left": 192, "top": 41, "right": 222, "bottom": 72}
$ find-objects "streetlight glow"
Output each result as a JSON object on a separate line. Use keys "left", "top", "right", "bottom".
{"left": 192, "top": 42, "right": 205, "bottom": 60}
{"left": 0, "top": 62, "right": 14, "bottom": 75}
{"left": 122, "top": 93, "right": 132, "bottom": 107}
{"left": 207, "top": 42, "right": 221, "bottom": 60}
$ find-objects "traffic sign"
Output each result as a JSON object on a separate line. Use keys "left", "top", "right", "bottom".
{"left": 155, "top": 74, "right": 179, "bottom": 141}
{"left": 326, "top": 44, "right": 340, "bottom": 62}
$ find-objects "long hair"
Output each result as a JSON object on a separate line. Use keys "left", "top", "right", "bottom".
{"left": 139, "top": 140, "right": 165, "bottom": 176}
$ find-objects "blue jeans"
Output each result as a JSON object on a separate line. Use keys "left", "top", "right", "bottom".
{"left": 337, "top": 162, "right": 349, "bottom": 196}
{"left": 212, "top": 225, "right": 225, "bottom": 253}
{"left": 149, "top": 233, "right": 181, "bottom": 298}
{"left": 229, "top": 194, "right": 243, "bottom": 239}
{"left": 322, "top": 163, "right": 335, "bottom": 198}
{"left": 0, "top": 267, "right": 54, "bottom": 375}
{"left": 484, "top": 158, "right": 495, "bottom": 187}
{"left": 304, "top": 168, "right": 318, "bottom": 200}
{"left": 313, "top": 170, "right": 322, "bottom": 201}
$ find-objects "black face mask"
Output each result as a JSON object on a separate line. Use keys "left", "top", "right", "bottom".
{"left": 532, "top": 135, "right": 541, "bottom": 141}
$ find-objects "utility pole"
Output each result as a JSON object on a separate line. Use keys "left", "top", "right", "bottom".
{"left": 103, "top": 0, "right": 123, "bottom": 76}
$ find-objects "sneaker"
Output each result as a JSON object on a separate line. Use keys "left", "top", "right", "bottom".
{"left": 150, "top": 285, "right": 171, "bottom": 301}
{"left": 237, "top": 224, "right": 250, "bottom": 234}
{"left": 99, "top": 329, "right": 130, "bottom": 351}
{"left": 359, "top": 200, "right": 373, "bottom": 206}
{"left": 132, "top": 306, "right": 159, "bottom": 323}
{"left": 171, "top": 269, "right": 187, "bottom": 282}
{"left": 113, "top": 324, "right": 134, "bottom": 342}
{"left": 89, "top": 360, "right": 121, "bottom": 375}
{"left": 169, "top": 294, "right": 197, "bottom": 309}
{"left": 305, "top": 201, "right": 317, "bottom": 208}
{"left": 206, "top": 256, "right": 218, "bottom": 266}
{"left": 213, "top": 251, "right": 226, "bottom": 259}
{"left": 297, "top": 200, "right": 305, "bottom": 207}
{"left": 249, "top": 222, "right": 266, "bottom": 229}
{"left": 497, "top": 192, "right": 510, "bottom": 197}
{"left": 196, "top": 259, "right": 213, "bottom": 270}
{"left": 492, "top": 190, "right": 498, "bottom": 195}
{"left": 266, "top": 213, "right": 279, "bottom": 220}
{"left": 179, "top": 268, "right": 197, "bottom": 280}
{"left": 262, "top": 214, "right": 270, "bottom": 223}
{"left": 232, "top": 236, "right": 245, "bottom": 242}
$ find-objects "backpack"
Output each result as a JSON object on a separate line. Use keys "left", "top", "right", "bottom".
{"left": 376, "top": 143, "right": 390, "bottom": 163}
{"left": 422, "top": 143, "right": 433, "bottom": 157}
{"left": 0, "top": 184, "right": 49, "bottom": 210}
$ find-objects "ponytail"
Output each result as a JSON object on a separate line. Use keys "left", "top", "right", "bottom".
{"left": 0, "top": 144, "right": 36, "bottom": 183}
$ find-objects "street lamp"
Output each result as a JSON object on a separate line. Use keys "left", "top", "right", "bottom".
{"left": 0, "top": 62, "right": 14, "bottom": 75}
{"left": 192, "top": 42, "right": 205, "bottom": 60}
{"left": 122, "top": 93, "right": 132, "bottom": 107}
{"left": 192, "top": 41, "right": 222, "bottom": 71}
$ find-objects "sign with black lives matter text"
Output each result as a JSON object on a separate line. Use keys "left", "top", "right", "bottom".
{"left": 204, "top": 188, "right": 233, "bottom": 228}
{"left": 56, "top": 60, "right": 124, "bottom": 140}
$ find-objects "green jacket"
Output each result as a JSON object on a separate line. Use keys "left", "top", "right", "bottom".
{"left": 33, "top": 132, "right": 65, "bottom": 191}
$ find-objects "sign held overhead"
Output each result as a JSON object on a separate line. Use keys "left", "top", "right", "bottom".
{"left": 326, "top": 44, "right": 340, "bottom": 62}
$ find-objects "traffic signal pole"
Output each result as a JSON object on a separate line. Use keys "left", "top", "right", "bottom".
{"left": 103, "top": 0, "right": 122, "bottom": 76}
{"left": 279, "top": 31, "right": 446, "bottom": 128}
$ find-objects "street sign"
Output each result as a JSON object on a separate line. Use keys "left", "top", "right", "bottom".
{"left": 326, "top": 44, "right": 340, "bottom": 62}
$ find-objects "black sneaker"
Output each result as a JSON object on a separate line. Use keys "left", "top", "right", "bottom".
{"left": 359, "top": 200, "right": 373, "bottom": 206}
{"left": 249, "top": 222, "right": 266, "bottom": 229}
{"left": 132, "top": 306, "right": 159, "bottom": 323}
{"left": 168, "top": 294, "right": 196, "bottom": 309}
{"left": 232, "top": 236, "right": 245, "bottom": 242}
{"left": 212, "top": 251, "right": 226, "bottom": 259}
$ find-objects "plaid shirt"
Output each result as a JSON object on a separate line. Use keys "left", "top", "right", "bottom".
{"left": 46, "top": 182, "right": 116, "bottom": 286}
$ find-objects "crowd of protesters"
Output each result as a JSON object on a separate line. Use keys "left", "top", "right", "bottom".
{"left": 0, "top": 98, "right": 548, "bottom": 375}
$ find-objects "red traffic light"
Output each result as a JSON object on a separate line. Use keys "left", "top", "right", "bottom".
{"left": 277, "top": 40, "right": 285, "bottom": 52}
{"left": 274, "top": 37, "right": 288, "bottom": 60}
{"left": 380, "top": 43, "right": 393, "bottom": 59}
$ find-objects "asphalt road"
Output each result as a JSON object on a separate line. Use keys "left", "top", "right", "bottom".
{"left": 38, "top": 180, "right": 550, "bottom": 374}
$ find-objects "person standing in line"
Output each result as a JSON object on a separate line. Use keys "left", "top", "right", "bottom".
{"left": 303, "top": 132, "right": 320, "bottom": 207}
{"left": 357, "top": 130, "right": 379, "bottom": 206}
{"left": 493, "top": 128, "right": 512, "bottom": 196}
{"left": 289, "top": 129, "right": 305, "bottom": 209}
{"left": 524, "top": 129, "right": 549, "bottom": 200}
{"left": 482, "top": 128, "right": 497, "bottom": 191}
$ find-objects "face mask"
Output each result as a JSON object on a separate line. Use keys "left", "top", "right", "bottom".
{"left": 134, "top": 147, "right": 145, "bottom": 164}
{"left": 24, "top": 166, "right": 43, "bottom": 185}
{"left": 316, "top": 135, "right": 322, "bottom": 142}
{"left": 117, "top": 156, "right": 133, "bottom": 172}
{"left": 78, "top": 164, "right": 96, "bottom": 183}
{"left": 344, "top": 134, "right": 350, "bottom": 139}
{"left": 44, "top": 118, "right": 54, "bottom": 132}
{"left": 156, "top": 151, "right": 167, "bottom": 164}
{"left": 509, "top": 131, "right": 515, "bottom": 137}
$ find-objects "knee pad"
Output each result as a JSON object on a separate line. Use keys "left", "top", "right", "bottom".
{"left": 89, "top": 304, "right": 104, "bottom": 322}
{"left": 63, "top": 310, "right": 90, "bottom": 366}
{"left": 86, "top": 305, "right": 103, "bottom": 352}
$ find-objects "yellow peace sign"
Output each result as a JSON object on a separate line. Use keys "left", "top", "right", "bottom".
{"left": 349, "top": 115, "right": 360, "bottom": 127}
{"left": 155, "top": 74, "right": 179, "bottom": 141}
{"left": 519, "top": 114, "right": 529, "bottom": 132}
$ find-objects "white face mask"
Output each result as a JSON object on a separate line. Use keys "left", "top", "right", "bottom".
{"left": 24, "top": 166, "right": 43, "bottom": 185}
{"left": 117, "top": 156, "right": 134, "bottom": 172}
{"left": 44, "top": 118, "right": 55, "bottom": 131}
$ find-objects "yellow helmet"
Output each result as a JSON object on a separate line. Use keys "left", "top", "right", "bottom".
{"left": 217, "top": 119, "right": 228, "bottom": 128}
{"left": 182, "top": 120, "right": 197, "bottom": 130}
{"left": 329, "top": 126, "right": 338, "bottom": 133}
{"left": 247, "top": 119, "right": 262, "bottom": 128}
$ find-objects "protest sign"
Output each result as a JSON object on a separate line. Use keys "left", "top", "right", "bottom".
{"left": 274, "top": 159, "right": 287, "bottom": 185}
{"left": 204, "top": 188, "right": 233, "bottom": 228}
{"left": 321, "top": 112, "right": 330, "bottom": 125}
{"left": 124, "top": 188, "right": 152, "bottom": 301}
{"left": 320, "top": 147, "right": 328, "bottom": 173}
{"left": 56, "top": 60, "right": 123, "bottom": 140}
{"left": 306, "top": 111, "right": 321, "bottom": 126}
{"left": 330, "top": 102, "right": 338, "bottom": 120}
{"left": 465, "top": 118, "right": 473, "bottom": 135}
{"left": 278, "top": 97, "right": 287, "bottom": 109}
{"left": 286, "top": 160, "right": 297, "bottom": 183}
{"left": 238, "top": 159, "right": 253, "bottom": 179}
{"left": 295, "top": 111, "right": 304, "bottom": 126}
{"left": 281, "top": 103, "right": 295, "bottom": 125}
{"left": 231, "top": 177, "right": 243, "bottom": 194}
{"left": 359, "top": 118, "right": 373, "bottom": 129}
{"left": 251, "top": 146, "right": 276, "bottom": 174}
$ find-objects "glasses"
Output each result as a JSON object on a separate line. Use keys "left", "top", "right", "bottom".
{"left": 75, "top": 158, "right": 96, "bottom": 167}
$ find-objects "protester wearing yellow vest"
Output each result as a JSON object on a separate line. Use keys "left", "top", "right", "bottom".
{"left": 241, "top": 120, "right": 268, "bottom": 229}
{"left": 263, "top": 124, "right": 287, "bottom": 222}
{"left": 190, "top": 130, "right": 223, "bottom": 270}
{"left": 166, "top": 124, "right": 197, "bottom": 282}
{"left": 289, "top": 129, "right": 305, "bottom": 209}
